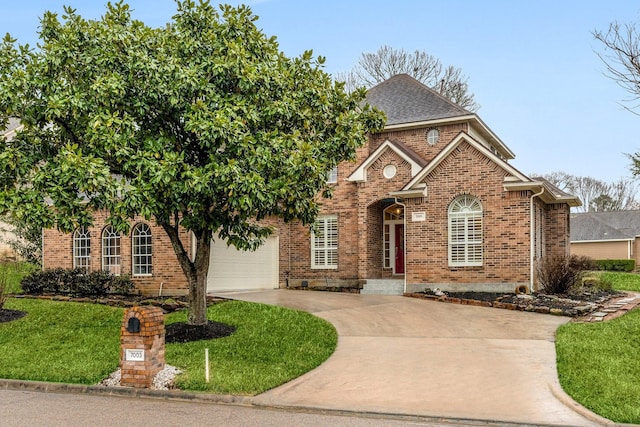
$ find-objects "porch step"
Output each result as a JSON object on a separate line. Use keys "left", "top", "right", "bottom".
{"left": 360, "top": 279, "right": 405, "bottom": 295}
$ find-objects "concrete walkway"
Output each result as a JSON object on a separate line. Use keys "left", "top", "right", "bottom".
{"left": 220, "top": 290, "right": 605, "bottom": 426}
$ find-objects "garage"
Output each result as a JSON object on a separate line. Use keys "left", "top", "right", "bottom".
{"left": 207, "top": 236, "right": 279, "bottom": 292}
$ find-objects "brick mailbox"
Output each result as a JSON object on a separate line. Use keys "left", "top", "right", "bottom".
{"left": 120, "top": 306, "right": 165, "bottom": 388}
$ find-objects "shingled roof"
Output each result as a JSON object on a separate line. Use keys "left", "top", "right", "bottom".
{"left": 364, "top": 74, "right": 470, "bottom": 125}
{"left": 571, "top": 211, "right": 640, "bottom": 241}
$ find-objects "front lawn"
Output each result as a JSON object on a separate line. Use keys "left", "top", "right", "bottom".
{"left": 0, "top": 298, "right": 122, "bottom": 384}
{"left": 556, "top": 271, "right": 640, "bottom": 424}
{"left": 600, "top": 271, "right": 640, "bottom": 292}
{"left": 0, "top": 298, "right": 337, "bottom": 395}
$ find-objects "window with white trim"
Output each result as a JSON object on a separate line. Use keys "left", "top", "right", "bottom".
{"left": 73, "top": 227, "right": 91, "bottom": 272}
{"left": 448, "top": 195, "right": 483, "bottom": 266}
{"left": 311, "top": 215, "right": 338, "bottom": 269}
{"left": 132, "top": 223, "right": 153, "bottom": 276}
{"left": 102, "top": 225, "right": 121, "bottom": 275}
{"left": 326, "top": 166, "right": 338, "bottom": 184}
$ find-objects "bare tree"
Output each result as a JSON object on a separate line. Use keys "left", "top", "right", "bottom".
{"left": 538, "top": 172, "right": 639, "bottom": 212}
{"left": 536, "top": 171, "right": 575, "bottom": 192}
{"left": 594, "top": 22, "right": 640, "bottom": 181}
{"left": 594, "top": 22, "right": 640, "bottom": 113}
{"left": 337, "top": 45, "right": 479, "bottom": 111}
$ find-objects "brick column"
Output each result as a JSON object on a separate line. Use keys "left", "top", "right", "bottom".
{"left": 120, "top": 306, "right": 165, "bottom": 388}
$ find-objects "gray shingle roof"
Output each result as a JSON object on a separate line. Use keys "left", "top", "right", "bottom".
{"left": 570, "top": 211, "right": 640, "bottom": 241}
{"left": 365, "top": 74, "right": 470, "bottom": 126}
{"left": 531, "top": 177, "right": 579, "bottom": 201}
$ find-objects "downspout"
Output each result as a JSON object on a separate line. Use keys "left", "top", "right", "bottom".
{"left": 41, "top": 227, "right": 45, "bottom": 270}
{"left": 394, "top": 197, "right": 407, "bottom": 294}
{"left": 530, "top": 187, "right": 545, "bottom": 293}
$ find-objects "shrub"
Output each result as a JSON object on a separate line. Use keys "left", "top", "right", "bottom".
{"left": 537, "top": 254, "right": 595, "bottom": 294}
{"left": 594, "top": 259, "right": 636, "bottom": 272}
{"left": 581, "top": 273, "right": 614, "bottom": 292}
{"left": 21, "top": 268, "right": 136, "bottom": 297}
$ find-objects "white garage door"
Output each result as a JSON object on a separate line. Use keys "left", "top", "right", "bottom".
{"left": 207, "top": 236, "right": 279, "bottom": 292}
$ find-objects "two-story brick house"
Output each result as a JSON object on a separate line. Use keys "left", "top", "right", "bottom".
{"left": 284, "top": 74, "right": 580, "bottom": 294}
{"left": 42, "top": 74, "right": 580, "bottom": 295}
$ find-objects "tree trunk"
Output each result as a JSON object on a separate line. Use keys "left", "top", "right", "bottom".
{"left": 188, "top": 232, "right": 211, "bottom": 326}
{"left": 160, "top": 222, "right": 211, "bottom": 326}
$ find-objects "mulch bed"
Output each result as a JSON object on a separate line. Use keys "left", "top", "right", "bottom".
{"left": 165, "top": 321, "right": 236, "bottom": 343}
{"left": 0, "top": 309, "right": 27, "bottom": 323}
{"left": 405, "top": 288, "right": 624, "bottom": 317}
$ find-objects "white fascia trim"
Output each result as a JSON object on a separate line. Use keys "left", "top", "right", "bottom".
{"left": 468, "top": 115, "right": 515, "bottom": 159}
{"left": 383, "top": 115, "right": 477, "bottom": 131}
{"left": 383, "top": 114, "right": 515, "bottom": 160}
{"left": 571, "top": 239, "right": 634, "bottom": 243}
{"left": 347, "top": 139, "right": 422, "bottom": 182}
{"left": 388, "top": 187, "right": 428, "bottom": 198}
{"left": 403, "top": 131, "right": 528, "bottom": 191}
{"left": 503, "top": 181, "right": 582, "bottom": 207}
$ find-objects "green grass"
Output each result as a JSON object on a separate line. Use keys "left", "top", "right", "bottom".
{"left": 0, "top": 298, "right": 337, "bottom": 395}
{"left": 557, "top": 310, "right": 640, "bottom": 424}
{"left": 166, "top": 300, "right": 337, "bottom": 395}
{"left": 600, "top": 271, "right": 640, "bottom": 292}
{"left": 556, "top": 270, "right": 640, "bottom": 424}
{"left": 0, "top": 298, "right": 122, "bottom": 384}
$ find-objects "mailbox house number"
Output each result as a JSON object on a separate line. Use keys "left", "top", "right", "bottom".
{"left": 125, "top": 349, "right": 145, "bottom": 362}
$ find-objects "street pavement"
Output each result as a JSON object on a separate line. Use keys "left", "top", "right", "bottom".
{"left": 0, "top": 388, "right": 469, "bottom": 427}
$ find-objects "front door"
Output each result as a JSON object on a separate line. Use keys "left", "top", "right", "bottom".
{"left": 395, "top": 224, "right": 405, "bottom": 274}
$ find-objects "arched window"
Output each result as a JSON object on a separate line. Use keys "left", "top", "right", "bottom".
{"left": 73, "top": 227, "right": 91, "bottom": 272}
{"left": 102, "top": 225, "right": 121, "bottom": 275}
{"left": 448, "top": 195, "right": 483, "bottom": 266}
{"left": 132, "top": 223, "right": 152, "bottom": 276}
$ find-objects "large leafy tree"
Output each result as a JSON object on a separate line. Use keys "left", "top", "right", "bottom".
{"left": 0, "top": 1, "right": 385, "bottom": 325}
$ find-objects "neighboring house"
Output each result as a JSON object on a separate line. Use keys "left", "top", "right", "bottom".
{"left": 41, "top": 74, "right": 581, "bottom": 295}
{"left": 570, "top": 211, "right": 640, "bottom": 264}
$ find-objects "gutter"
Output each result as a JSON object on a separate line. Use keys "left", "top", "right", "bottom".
{"left": 530, "top": 187, "right": 545, "bottom": 293}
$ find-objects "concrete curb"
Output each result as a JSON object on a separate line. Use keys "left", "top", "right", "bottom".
{"left": 0, "top": 379, "right": 252, "bottom": 406}
{"left": 548, "top": 382, "right": 640, "bottom": 427}
{"left": 1, "top": 378, "right": 587, "bottom": 427}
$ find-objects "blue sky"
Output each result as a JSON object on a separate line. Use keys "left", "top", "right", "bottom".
{"left": 3, "top": 0, "right": 640, "bottom": 183}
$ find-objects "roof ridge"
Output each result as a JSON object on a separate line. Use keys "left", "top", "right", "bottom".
{"left": 365, "top": 74, "right": 470, "bottom": 126}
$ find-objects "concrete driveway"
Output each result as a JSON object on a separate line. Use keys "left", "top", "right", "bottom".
{"left": 220, "top": 290, "right": 603, "bottom": 426}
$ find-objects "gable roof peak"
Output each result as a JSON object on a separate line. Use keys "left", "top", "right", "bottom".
{"left": 365, "top": 74, "right": 471, "bottom": 126}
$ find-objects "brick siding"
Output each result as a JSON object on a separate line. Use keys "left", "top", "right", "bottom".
{"left": 42, "top": 211, "right": 191, "bottom": 296}
{"left": 41, "top": 122, "right": 572, "bottom": 294}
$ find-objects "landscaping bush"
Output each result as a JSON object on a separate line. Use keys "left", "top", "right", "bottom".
{"left": 21, "top": 268, "right": 135, "bottom": 297}
{"left": 581, "top": 273, "right": 614, "bottom": 291}
{"left": 594, "top": 259, "right": 635, "bottom": 272}
{"left": 537, "top": 254, "right": 595, "bottom": 294}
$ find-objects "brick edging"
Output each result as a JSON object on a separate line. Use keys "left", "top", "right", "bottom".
{"left": 403, "top": 292, "right": 595, "bottom": 317}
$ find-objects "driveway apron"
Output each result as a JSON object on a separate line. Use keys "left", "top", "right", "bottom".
{"left": 219, "top": 290, "right": 601, "bottom": 426}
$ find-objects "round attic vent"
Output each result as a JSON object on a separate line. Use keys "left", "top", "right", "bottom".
{"left": 383, "top": 164, "right": 397, "bottom": 179}
{"left": 426, "top": 128, "right": 439, "bottom": 145}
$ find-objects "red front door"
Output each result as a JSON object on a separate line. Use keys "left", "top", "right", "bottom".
{"left": 395, "top": 224, "right": 405, "bottom": 274}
